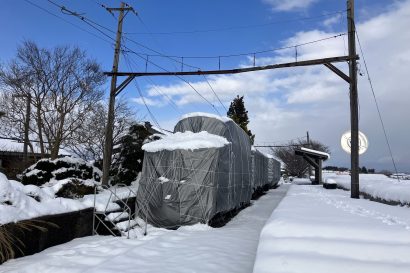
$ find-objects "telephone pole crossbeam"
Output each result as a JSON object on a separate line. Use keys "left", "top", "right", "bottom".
{"left": 105, "top": 55, "right": 358, "bottom": 77}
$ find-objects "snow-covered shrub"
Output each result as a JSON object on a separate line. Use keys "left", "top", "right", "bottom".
{"left": 19, "top": 157, "right": 101, "bottom": 198}
{"left": 0, "top": 172, "right": 12, "bottom": 205}
{"left": 21, "top": 157, "right": 101, "bottom": 186}
{"left": 54, "top": 178, "right": 96, "bottom": 199}
{"left": 110, "top": 123, "right": 161, "bottom": 186}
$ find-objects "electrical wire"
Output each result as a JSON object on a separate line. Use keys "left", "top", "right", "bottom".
{"left": 122, "top": 51, "right": 163, "bottom": 130}
{"left": 355, "top": 28, "right": 400, "bottom": 180}
{"left": 125, "top": 10, "right": 346, "bottom": 35}
{"left": 23, "top": 0, "right": 114, "bottom": 46}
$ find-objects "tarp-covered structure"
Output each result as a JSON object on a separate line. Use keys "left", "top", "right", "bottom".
{"left": 251, "top": 149, "right": 281, "bottom": 195}
{"left": 136, "top": 113, "right": 279, "bottom": 228}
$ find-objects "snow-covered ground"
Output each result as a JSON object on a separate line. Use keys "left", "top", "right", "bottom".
{"left": 0, "top": 185, "right": 290, "bottom": 273}
{"left": 0, "top": 172, "right": 138, "bottom": 224}
{"left": 323, "top": 173, "right": 410, "bottom": 205}
{"left": 253, "top": 184, "right": 410, "bottom": 273}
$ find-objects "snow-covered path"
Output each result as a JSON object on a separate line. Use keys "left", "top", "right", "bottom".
{"left": 0, "top": 185, "right": 289, "bottom": 273}
{"left": 253, "top": 184, "right": 410, "bottom": 273}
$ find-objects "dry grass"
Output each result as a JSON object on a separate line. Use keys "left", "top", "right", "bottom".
{"left": 0, "top": 220, "right": 58, "bottom": 264}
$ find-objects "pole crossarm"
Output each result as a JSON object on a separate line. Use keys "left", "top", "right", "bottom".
{"left": 323, "top": 63, "right": 351, "bottom": 83}
{"left": 114, "top": 75, "right": 136, "bottom": 96}
{"left": 104, "top": 55, "right": 358, "bottom": 77}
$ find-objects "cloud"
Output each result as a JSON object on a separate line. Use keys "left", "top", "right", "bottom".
{"left": 144, "top": 0, "right": 410, "bottom": 171}
{"left": 262, "top": 0, "right": 318, "bottom": 11}
{"left": 322, "top": 13, "right": 343, "bottom": 27}
{"left": 131, "top": 97, "right": 167, "bottom": 107}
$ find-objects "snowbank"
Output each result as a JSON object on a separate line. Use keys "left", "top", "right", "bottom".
{"left": 1, "top": 172, "right": 87, "bottom": 224}
{"left": 142, "top": 131, "right": 230, "bottom": 152}
{"left": 253, "top": 185, "right": 410, "bottom": 273}
{"left": 324, "top": 173, "right": 410, "bottom": 205}
{"left": 0, "top": 172, "right": 138, "bottom": 224}
{"left": 0, "top": 186, "right": 290, "bottom": 273}
{"left": 180, "top": 112, "right": 231, "bottom": 122}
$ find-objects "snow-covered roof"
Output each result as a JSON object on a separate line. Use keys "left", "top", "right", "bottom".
{"left": 142, "top": 131, "right": 230, "bottom": 152}
{"left": 0, "top": 138, "right": 71, "bottom": 155}
{"left": 0, "top": 139, "right": 42, "bottom": 153}
{"left": 300, "top": 147, "right": 330, "bottom": 159}
{"left": 180, "top": 112, "right": 232, "bottom": 123}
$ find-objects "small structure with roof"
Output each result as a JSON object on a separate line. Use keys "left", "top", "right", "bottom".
{"left": 294, "top": 147, "right": 330, "bottom": 185}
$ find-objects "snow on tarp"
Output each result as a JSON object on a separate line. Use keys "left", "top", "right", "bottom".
{"left": 142, "top": 131, "right": 230, "bottom": 152}
{"left": 137, "top": 113, "right": 254, "bottom": 228}
{"left": 180, "top": 112, "right": 231, "bottom": 123}
{"left": 324, "top": 172, "right": 410, "bottom": 205}
{"left": 300, "top": 147, "right": 330, "bottom": 159}
{"left": 254, "top": 185, "right": 410, "bottom": 273}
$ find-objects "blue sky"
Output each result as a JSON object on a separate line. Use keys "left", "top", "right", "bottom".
{"left": 1, "top": 0, "right": 410, "bottom": 172}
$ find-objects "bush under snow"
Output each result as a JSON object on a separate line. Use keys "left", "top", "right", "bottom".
{"left": 20, "top": 157, "right": 102, "bottom": 199}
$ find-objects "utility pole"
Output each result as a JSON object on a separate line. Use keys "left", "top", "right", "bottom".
{"left": 307, "top": 131, "right": 312, "bottom": 177}
{"left": 12, "top": 94, "right": 31, "bottom": 165}
{"left": 347, "top": 0, "right": 360, "bottom": 198}
{"left": 23, "top": 94, "right": 31, "bottom": 165}
{"left": 102, "top": 2, "right": 134, "bottom": 185}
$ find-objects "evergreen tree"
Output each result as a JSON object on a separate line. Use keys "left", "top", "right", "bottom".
{"left": 227, "top": 95, "right": 255, "bottom": 144}
{"left": 110, "top": 122, "right": 161, "bottom": 185}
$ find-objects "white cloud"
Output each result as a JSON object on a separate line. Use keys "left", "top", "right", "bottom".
{"left": 131, "top": 97, "right": 167, "bottom": 107}
{"left": 322, "top": 13, "right": 343, "bottom": 27}
{"left": 143, "top": 0, "right": 410, "bottom": 171}
{"left": 262, "top": 0, "right": 318, "bottom": 11}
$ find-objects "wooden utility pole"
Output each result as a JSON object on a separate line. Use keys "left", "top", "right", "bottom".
{"left": 347, "top": 0, "right": 360, "bottom": 198}
{"left": 102, "top": 2, "right": 134, "bottom": 185}
{"left": 23, "top": 93, "right": 31, "bottom": 164}
{"left": 307, "top": 131, "right": 312, "bottom": 177}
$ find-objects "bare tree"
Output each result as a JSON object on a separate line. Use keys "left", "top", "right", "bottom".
{"left": 272, "top": 139, "right": 330, "bottom": 177}
{"left": 0, "top": 41, "right": 106, "bottom": 159}
{"left": 64, "top": 98, "right": 136, "bottom": 162}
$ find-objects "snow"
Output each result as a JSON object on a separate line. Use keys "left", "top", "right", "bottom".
{"left": 300, "top": 147, "right": 330, "bottom": 159}
{"left": 324, "top": 178, "right": 337, "bottom": 184}
{"left": 142, "top": 131, "right": 230, "bottom": 152}
{"left": 0, "top": 172, "right": 138, "bottom": 224}
{"left": 158, "top": 176, "right": 170, "bottom": 183}
{"left": 180, "top": 112, "right": 232, "bottom": 123}
{"left": 0, "top": 173, "right": 89, "bottom": 224}
{"left": 0, "top": 138, "right": 71, "bottom": 155}
{"left": 0, "top": 139, "right": 41, "bottom": 153}
{"left": 0, "top": 186, "right": 290, "bottom": 273}
{"left": 324, "top": 173, "right": 410, "bottom": 205}
{"left": 253, "top": 184, "right": 410, "bottom": 273}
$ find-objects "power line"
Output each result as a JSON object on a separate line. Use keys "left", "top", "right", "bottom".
{"left": 355, "top": 28, "right": 400, "bottom": 180}
{"left": 132, "top": 14, "right": 226, "bottom": 116}
{"left": 125, "top": 10, "right": 346, "bottom": 35}
{"left": 23, "top": 0, "right": 114, "bottom": 46}
{"left": 123, "top": 51, "right": 182, "bottom": 114}
{"left": 43, "top": 0, "right": 347, "bottom": 72}
{"left": 202, "top": 75, "right": 227, "bottom": 113}
{"left": 133, "top": 33, "right": 347, "bottom": 60}
{"left": 41, "top": 0, "right": 220, "bottom": 114}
